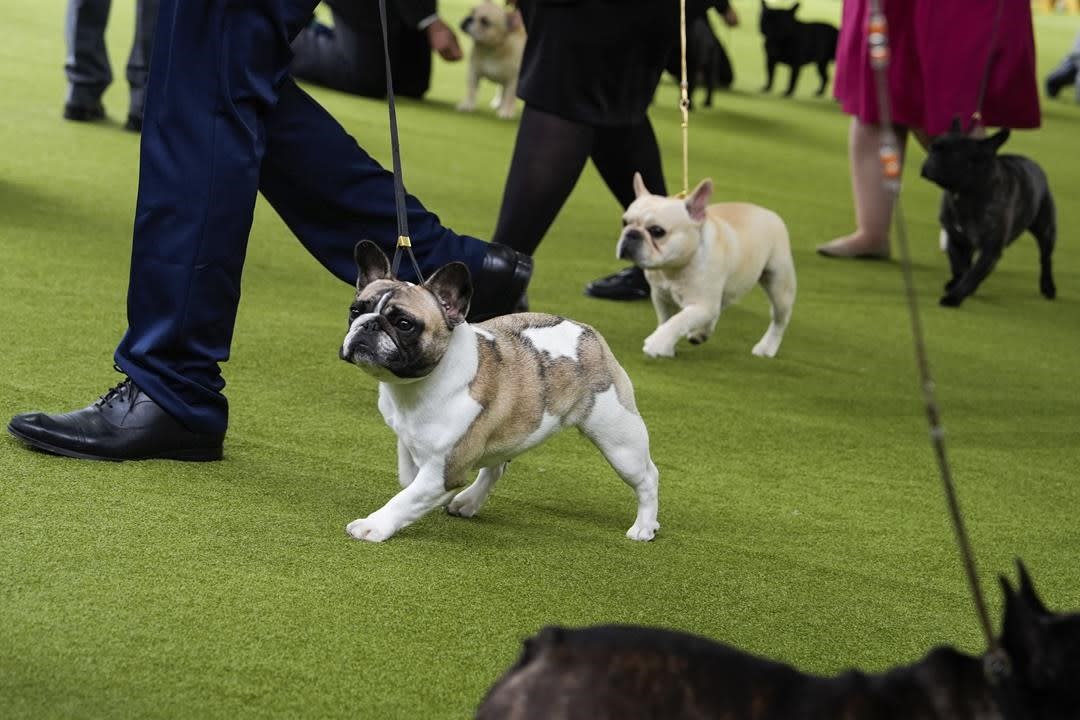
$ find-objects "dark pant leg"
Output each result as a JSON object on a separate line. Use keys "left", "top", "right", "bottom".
{"left": 490, "top": 105, "right": 594, "bottom": 256}
{"left": 290, "top": 12, "right": 382, "bottom": 96}
{"left": 124, "top": 0, "right": 160, "bottom": 120}
{"left": 115, "top": 0, "right": 319, "bottom": 434}
{"left": 589, "top": 118, "right": 667, "bottom": 207}
{"left": 65, "top": 0, "right": 113, "bottom": 107}
{"left": 290, "top": 12, "right": 430, "bottom": 98}
{"left": 258, "top": 78, "right": 489, "bottom": 286}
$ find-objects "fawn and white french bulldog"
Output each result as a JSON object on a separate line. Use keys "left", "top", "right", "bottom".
{"left": 617, "top": 173, "right": 796, "bottom": 359}
{"left": 339, "top": 241, "right": 660, "bottom": 543}
{"left": 457, "top": 1, "right": 526, "bottom": 119}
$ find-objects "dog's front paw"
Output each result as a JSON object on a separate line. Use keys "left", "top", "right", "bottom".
{"left": 643, "top": 333, "right": 676, "bottom": 358}
{"left": 495, "top": 105, "right": 517, "bottom": 120}
{"left": 939, "top": 293, "right": 964, "bottom": 308}
{"left": 346, "top": 516, "right": 395, "bottom": 543}
{"left": 1041, "top": 278, "right": 1057, "bottom": 300}
{"left": 456, "top": 99, "right": 477, "bottom": 113}
{"left": 626, "top": 520, "right": 659, "bottom": 542}
{"left": 751, "top": 339, "right": 780, "bottom": 358}
{"left": 447, "top": 492, "right": 482, "bottom": 518}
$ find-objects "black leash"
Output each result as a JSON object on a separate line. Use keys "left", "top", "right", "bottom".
{"left": 377, "top": 0, "right": 425, "bottom": 283}
{"left": 971, "top": 0, "right": 1006, "bottom": 131}
{"left": 863, "top": 0, "right": 1017, "bottom": 704}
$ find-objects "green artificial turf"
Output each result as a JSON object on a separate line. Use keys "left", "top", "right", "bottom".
{"left": 2, "top": 1, "right": 1079, "bottom": 718}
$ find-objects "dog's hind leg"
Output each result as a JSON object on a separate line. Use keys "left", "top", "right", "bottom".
{"left": 1031, "top": 193, "right": 1057, "bottom": 299}
{"left": 815, "top": 61, "right": 829, "bottom": 96}
{"left": 447, "top": 463, "right": 507, "bottom": 518}
{"left": 753, "top": 257, "right": 796, "bottom": 358}
{"left": 580, "top": 384, "right": 659, "bottom": 541}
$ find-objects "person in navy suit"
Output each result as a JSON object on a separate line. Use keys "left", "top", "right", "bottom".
{"left": 9, "top": 0, "right": 531, "bottom": 462}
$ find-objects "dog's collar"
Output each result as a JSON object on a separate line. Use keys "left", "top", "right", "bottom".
{"left": 983, "top": 649, "right": 1028, "bottom": 720}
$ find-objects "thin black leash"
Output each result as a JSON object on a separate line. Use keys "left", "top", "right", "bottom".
{"left": 971, "top": 0, "right": 1007, "bottom": 131}
{"left": 863, "top": 0, "right": 1017, "bottom": 700}
{"left": 377, "top": 0, "right": 425, "bottom": 283}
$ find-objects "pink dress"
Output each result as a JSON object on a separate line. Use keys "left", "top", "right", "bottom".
{"left": 833, "top": 0, "right": 1040, "bottom": 135}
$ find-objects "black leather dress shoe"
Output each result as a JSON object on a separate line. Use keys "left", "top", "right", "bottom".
{"left": 467, "top": 243, "right": 533, "bottom": 322}
{"left": 584, "top": 266, "right": 650, "bottom": 301}
{"left": 1045, "top": 62, "right": 1077, "bottom": 99}
{"left": 8, "top": 378, "right": 224, "bottom": 462}
{"left": 62, "top": 102, "right": 106, "bottom": 122}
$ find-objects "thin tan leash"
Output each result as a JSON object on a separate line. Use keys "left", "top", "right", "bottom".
{"left": 679, "top": 0, "right": 690, "bottom": 198}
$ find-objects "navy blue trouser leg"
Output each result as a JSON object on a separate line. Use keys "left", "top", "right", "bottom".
{"left": 259, "top": 78, "right": 486, "bottom": 287}
{"left": 65, "top": 0, "right": 113, "bottom": 107}
{"left": 115, "top": 0, "right": 488, "bottom": 435}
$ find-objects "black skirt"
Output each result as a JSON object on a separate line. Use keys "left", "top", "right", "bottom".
{"left": 517, "top": 0, "right": 679, "bottom": 127}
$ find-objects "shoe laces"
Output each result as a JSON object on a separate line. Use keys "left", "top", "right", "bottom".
{"left": 94, "top": 371, "right": 135, "bottom": 409}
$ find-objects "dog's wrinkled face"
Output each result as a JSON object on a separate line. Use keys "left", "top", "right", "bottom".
{"left": 340, "top": 241, "right": 472, "bottom": 384}
{"left": 921, "top": 121, "right": 1010, "bottom": 193}
{"left": 616, "top": 172, "right": 713, "bottom": 270}
{"left": 460, "top": 1, "right": 513, "bottom": 46}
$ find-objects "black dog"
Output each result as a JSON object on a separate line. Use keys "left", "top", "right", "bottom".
{"left": 759, "top": 1, "right": 837, "bottom": 97}
{"left": 666, "top": 16, "right": 733, "bottom": 110}
{"left": 477, "top": 563, "right": 1080, "bottom": 719}
{"left": 921, "top": 120, "right": 1057, "bottom": 308}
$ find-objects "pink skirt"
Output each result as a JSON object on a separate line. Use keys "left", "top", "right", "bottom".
{"left": 834, "top": 0, "right": 1040, "bottom": 135}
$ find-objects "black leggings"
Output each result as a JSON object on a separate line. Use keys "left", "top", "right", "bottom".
{"left": 491, "top": 105, "right": 667, "bottom": 256}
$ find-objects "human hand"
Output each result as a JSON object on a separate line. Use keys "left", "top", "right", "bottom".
{"left": 426, "top": 18, "right": 463, "bottom": 62}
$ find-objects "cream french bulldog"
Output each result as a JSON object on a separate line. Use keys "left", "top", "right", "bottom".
{"left": 457, "top": 1, "right": 526, "bottom": 119}
{"left": 617, "top": 173, "right": 796, "bottom": 359}
{"left": 339, "top": 241, "right": 660, "bottom": 543}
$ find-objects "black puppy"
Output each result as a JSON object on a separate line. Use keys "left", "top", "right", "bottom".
{"left": 921, "top": 120, "right": 1057, "bottom": 308}
{"left": 665, "top": 0, "right": 735, "bottom": 110}
{"left": 477, "top": 563, "right": 1080, "bottom": 719}
{"left": 666, "top": 17, "right": 733, "bottom": 110}
{"left": 759, "top": 0, "right": 837, "bottom": 97}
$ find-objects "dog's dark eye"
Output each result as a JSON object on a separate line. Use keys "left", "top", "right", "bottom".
{"left": 648, "top": 226, "right": 666, "bottom": 238}
{"left": 348, "top": 307, "right": 362, "bottom": 321}
{"left": 394, "top": 318, "right": 415, "bottom": 332}
{"left": 478, "top": 16, "right": 490, "bottom": 26}
{"left": 622, "top": 218, "right": 629, "bottom": 227}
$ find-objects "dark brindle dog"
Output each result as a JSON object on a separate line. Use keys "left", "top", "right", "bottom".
{"left": 477, "top": 563, "right": 1080, "bottom": 719}
{"left": 920, "top": 120, "right": 1057, "bottom": 308}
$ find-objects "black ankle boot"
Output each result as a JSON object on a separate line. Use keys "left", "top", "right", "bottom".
{"left": 583, "top": 266, "right": 650, "bottom": 301}
{"left": 467, "top": 244, "right": 533, "bottom": 322}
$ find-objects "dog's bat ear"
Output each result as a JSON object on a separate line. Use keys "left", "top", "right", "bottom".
{"left": 686, "top": 178, "right": 713, "bottom": 223}
{"left": 790, "top": 2, "right": 800, "bottom": 13}
{"left": 507, "top": 8, "right": 523, "bottom": 31}
{"left": 984, "top": 128, "right": 1010, "bottom": 152}
{"left": 632, "top": 172, "right": 650, "bottom": 199}
{"left": 1015, "top": 559, "right": 1050, "bottom": 615}
{"left": 425, "top": 262, "right": 473, "bottom": 327}
{"left": 950, "top": 116, "right": 963, "bottom": 134}
{"left": 354, "top": 240, "right": 392, "bottom": 290}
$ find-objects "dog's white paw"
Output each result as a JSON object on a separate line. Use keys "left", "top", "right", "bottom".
{"left": 626, "top": 520, "right": 659, "bottom": 542}
{"left": 456, "top": 99, "right": 477, "bottom": 113}
{"left": 751, "top": 339, "right": 779, "bottom": 358}
{"left": 643, "top": 334, "right": 676, "bottom": 358}
{"left": 495, "top": 105, "right": 517, "bottom": 120}
{"left": 446, "top": 492, "right": 482, "bottom": 518}
{"left": 346, "top": 516, "right": 394, "bottom": 543}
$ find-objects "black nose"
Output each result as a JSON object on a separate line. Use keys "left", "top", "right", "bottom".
{"left": 618, "top": 234, "right": 641, "bottom": 260}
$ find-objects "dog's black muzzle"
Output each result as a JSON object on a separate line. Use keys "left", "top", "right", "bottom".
{"left": 618, "top": 230, "right": 644, "bottom": 260}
